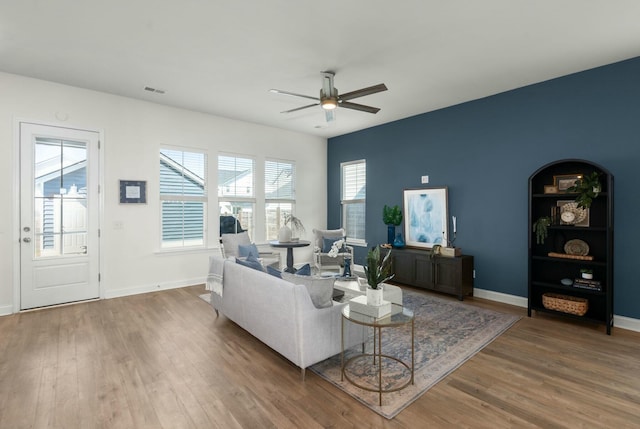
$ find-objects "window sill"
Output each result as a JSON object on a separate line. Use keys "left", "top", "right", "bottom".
{"left": 154, "top": 246, "right": 220, "bottom": 256}
{"left": 346, "top": 239, "right": 368, "bottom": 248}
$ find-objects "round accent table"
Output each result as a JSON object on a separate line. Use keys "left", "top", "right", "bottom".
{"left": 341, "top": 303, "right": 414, "bottom": 406}
{"left": 268, "top": 240, "right": 310, "bottom": 273}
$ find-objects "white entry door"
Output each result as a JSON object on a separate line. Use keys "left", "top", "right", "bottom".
{"left": 20, "top": 123, "right": 100, "bottom": 310}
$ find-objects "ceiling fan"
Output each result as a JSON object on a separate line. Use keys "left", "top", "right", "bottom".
{"left": 269, "top": 71, "right": 387, "bottom": 122}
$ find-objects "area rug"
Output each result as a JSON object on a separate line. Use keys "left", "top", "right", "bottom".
{"left": 309, "top": 289, "right": 521, "bottom": 419}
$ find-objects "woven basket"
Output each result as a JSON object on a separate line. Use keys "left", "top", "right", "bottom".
{"left": 542, "top": 293, "right": 588, "bottom": 316}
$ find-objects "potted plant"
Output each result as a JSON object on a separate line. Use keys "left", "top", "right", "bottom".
{"left": 383, "top": 205, "right": 403, "bottom": 245}
{"left": 278, "top": 214, "right": 305, "bottom": 242}
{"left": 533, "top": 216, "right": 551, "bottom": 245}
{"left": 363, "top": 246, "right": 394, "bottom": 306}
{"left": 566, "top": 172, "right": 601, "bottom": 208}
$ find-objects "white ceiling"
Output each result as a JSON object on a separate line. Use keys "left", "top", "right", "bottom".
{"left": 2, "top": 1, "right": 640, "bottom": 138}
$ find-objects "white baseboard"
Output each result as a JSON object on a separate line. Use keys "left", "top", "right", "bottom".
{"left": 0, "top": 304, "right": 13, "bottom": 317}
{"left": 104, "top": 277, "right": 206, "bottom": 299}
{"left": 474, "top": 288, "right": 640, "bottom": 333}
{"left": 613, "top": 315, "right": 640, "bottom": 333}
{"left": 473, "top": 288, "right": 528, "bottom": 308}
{"left": 4, "top": 276, "right": 639, "bottom": 334}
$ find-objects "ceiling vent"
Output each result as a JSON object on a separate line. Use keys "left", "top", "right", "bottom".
{"left": 143, "top": 86, "right": 166, "bottom": 94}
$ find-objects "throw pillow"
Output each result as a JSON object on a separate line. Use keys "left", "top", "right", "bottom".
{"left": 236, "top": 254, "right": 265, "bottom": 272}
{"left": 238, "top": 243, "right": 260, "bottom": 259}
{"left": 281, "top": 272, "right": 335, "bottom": 309}
{"left": 266, "top": 265, "right": 282, "bottom": 278}
{"left": 296, "top": 263, "right": 311, "bottom": 276}
{"left": 322, "top": 237, "right": 335, "bottom": 253}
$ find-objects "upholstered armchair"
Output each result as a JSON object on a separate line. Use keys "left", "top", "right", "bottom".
{"left": 312, "top": 228, "right": 354, "bottom": 273}
{"left": 220, "top": 231, "right": 280, "bottom": 269}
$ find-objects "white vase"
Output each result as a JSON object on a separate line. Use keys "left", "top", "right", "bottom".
{"left": 366, "top": 285, "right": 384, "bottom": 306}
{"left": 582, "top": 272, "right": 593, "bottom": 280}
{"left": 278, "top": 225, "right": 292, "bottom": 242}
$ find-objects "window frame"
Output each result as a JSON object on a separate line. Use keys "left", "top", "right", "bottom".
{"left": 159, "top": 146, "right": 208, "bottom": 250}
{"left": 341, "top": 159, "right": 367, "bottom": 247}
{"left": 218, "top": 153, "right": 256, "bottom": 240}
{"left": 264, "top": 158, "right": 296, "bottom": 241}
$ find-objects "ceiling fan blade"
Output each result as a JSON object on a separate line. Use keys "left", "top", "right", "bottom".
{"left": 269, "top": 89, "right": 319, "bottom": 102}
{"left": 339, "top": 101, "right": 381, "bottom": 114}
{"left": 339, "top": 83, "right": 388, "bottom": 101}
{"left": 281, "top": 103, "right": 319, "bottom": 114}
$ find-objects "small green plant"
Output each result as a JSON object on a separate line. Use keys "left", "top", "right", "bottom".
{"left": 363, "top": 246, "right": 394, "bottom": 289}
{"left": 566, "top": 172, "right": 601, "bottom": 208}
{"left": 580, "top": 268, "right": 593, "bottom": 275}
{"left": 533, "top": 217, "right": 551, "bottom": 245}
{"left": 382, "top": 205, "right": 403, "bottom": 226}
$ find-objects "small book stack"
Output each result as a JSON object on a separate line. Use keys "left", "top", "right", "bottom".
{"left": 573, "top": 278, "right": 603, "bottom": 292}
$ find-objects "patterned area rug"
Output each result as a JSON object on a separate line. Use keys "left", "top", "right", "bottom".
{"left": 310, "top": 289, "right": 521, "bottom": 419}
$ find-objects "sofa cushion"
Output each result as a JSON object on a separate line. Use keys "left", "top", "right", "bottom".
{"left": 236, "top": 254, "right": 265, "bottom": 272}
{"left": 238, "top": 243, "right": 260, "bottom": 258}
{"left": 282, "top": 273, "right": 335, "bottom": 309}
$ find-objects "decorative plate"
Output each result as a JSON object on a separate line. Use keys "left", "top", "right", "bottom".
{"left": 564, "top": 239, "right": 589, "bottom": 256}
{"left": 561, "top": 278, "right": 573, "bottom": 286}
{"left": 560, "top": 202, "right": 587, "bottom": 225}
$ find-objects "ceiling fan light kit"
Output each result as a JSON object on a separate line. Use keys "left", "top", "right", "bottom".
{"left": 270, "top": 71, "right": 387, "bottom": 122}
{"left": 321, "top": 97, "right": 338, "bottom": 110}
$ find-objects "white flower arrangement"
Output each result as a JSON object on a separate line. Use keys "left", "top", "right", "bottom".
{"left": 327, "top": 238, "right": 346, "bottom": 258}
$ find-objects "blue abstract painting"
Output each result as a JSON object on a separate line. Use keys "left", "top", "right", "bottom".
{"left": 404, "top": 188, "right": 448, "bottom": 248}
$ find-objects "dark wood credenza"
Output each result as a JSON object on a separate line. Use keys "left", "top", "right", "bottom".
{"left": 386, "top": 247, "right": 474, "bottom": 300}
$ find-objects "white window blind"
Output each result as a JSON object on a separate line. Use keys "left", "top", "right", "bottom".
{"left": 160, "top": 148, "right": 207, "bottom": 248}
{"left": 341, "top": 160, "right": 366, "bottom": 243}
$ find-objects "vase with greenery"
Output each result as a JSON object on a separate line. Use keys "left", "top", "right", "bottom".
{"left": 532, "top": 216, "right": 551, "bottom": 245}
{"left": 279, "top": 214, "right": 305, "bottom": 242}
{"left": 566, "top": 171, "right": 601, "bottom": 208}
{"left": 363, "top": 246, "right": 394, "bottom": 306}
{"left": 383, "top": 204, "right": 403, "bottom": 245}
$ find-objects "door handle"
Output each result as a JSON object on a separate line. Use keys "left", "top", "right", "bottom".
{"left": 23, "top": 237, "right": 31, "bottom": 243}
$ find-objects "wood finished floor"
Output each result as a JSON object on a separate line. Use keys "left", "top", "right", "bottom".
{"left": 1, "top": 284, "right": 639, "bottom": 429}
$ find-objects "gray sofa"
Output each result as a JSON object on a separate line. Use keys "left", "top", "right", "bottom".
{"left": 209, "top": 255, "right": 365, "bottom": 378}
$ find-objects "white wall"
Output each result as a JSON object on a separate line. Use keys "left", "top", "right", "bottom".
{"left": 0, "top": 72, "right": 327, "bottom": 314}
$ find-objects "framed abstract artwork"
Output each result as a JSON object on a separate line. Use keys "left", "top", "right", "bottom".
{"left": 403, "top": 187, "right": 449, "bottom": 249}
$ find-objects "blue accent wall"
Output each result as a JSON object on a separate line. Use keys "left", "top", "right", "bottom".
{"left": 328, "top": 56, "right": 640, "bottom": 319}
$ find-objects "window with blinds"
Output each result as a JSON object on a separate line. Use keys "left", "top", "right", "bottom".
{"left": 342, "top": 160, "right": 366, "bottom": 244}
{"left": 160, "top": 148, "right": 207, "bottom": 248}
{"left": 265, "top": 160, "right": 295, "bottom": 240}
{"left": 218, "top": 155, "right": 255, "bottom": 239}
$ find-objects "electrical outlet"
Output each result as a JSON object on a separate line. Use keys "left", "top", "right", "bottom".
{"left": 421, "top": 175, "right": 429, "bottom": 184}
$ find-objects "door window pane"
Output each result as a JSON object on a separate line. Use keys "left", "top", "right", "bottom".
{"left": 33, "top": 138, "right": 88, "bottom": 258}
